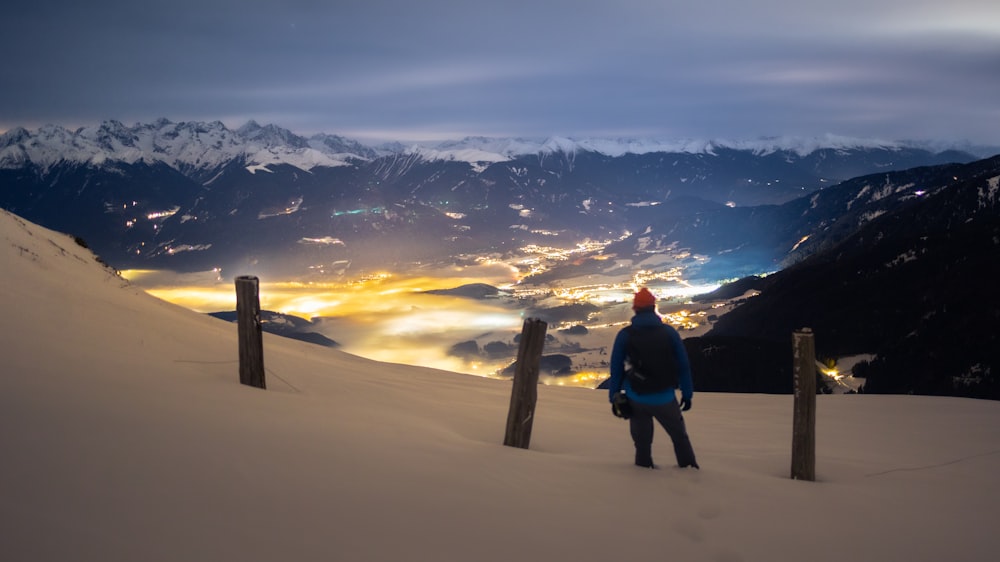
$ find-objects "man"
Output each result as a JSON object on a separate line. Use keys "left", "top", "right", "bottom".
{"left": 608, "top": 288, "right": 699, "bottom": 469}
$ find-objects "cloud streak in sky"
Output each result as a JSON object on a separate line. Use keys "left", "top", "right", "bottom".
{"left": 2, "top": 0, "right": 998, "bottom": 144}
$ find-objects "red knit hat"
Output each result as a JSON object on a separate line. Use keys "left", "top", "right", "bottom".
{"left": 633, "top": 288, "right": 656, "bottom": 310}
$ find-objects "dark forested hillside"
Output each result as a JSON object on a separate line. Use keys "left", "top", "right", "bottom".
{"left": 691, "top": 156, "right": 1000, "bottom": 399}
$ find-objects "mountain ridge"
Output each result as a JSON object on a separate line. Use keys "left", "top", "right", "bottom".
{"left": 3, "top": 118, "right": 996, "bottom": 176}
{"left": 688, "top": 155, "right": 1000, "bottom": 398}
{"left": 0, "top": 118, "right": 991, "bottom": 279}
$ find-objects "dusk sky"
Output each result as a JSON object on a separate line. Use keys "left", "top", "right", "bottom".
{"left": 3, "top": 0, "right": 999, "bottom": 144}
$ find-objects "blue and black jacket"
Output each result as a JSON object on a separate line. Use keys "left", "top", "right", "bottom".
{"left": 608, "top": 309, "right": 693, "bottom": 405}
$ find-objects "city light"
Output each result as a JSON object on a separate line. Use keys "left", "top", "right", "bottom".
{"left": 121, "top": 234, "right": 724, "bottom": 388}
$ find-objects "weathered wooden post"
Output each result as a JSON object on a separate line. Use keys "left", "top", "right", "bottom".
{"left": 791, "top": 328, "right": 816, "bottom": 480}
{"left": 503, "top": 318, "right": 548, "bottom": 449}
{"left": 235, "top": 275, "right": 266, "bottom": 389}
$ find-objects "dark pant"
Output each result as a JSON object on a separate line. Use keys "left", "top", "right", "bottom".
{"left": 628, "top": 399, "right": 698, "bottom": 467}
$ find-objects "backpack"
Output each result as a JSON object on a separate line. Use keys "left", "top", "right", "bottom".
{"left": 624, "top": 324, "right": 678, "bottom": 394}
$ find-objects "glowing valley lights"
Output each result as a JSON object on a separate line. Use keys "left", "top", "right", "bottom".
{"left": 120, "top": 235, "right": 724, "bottom": 388}
{"left": 146, "top": 207, "right": 180, "bottom": 220}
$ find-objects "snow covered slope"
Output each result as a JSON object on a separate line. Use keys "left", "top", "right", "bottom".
{"left": 2, "top": 208, "right": 999, "bottom": 562}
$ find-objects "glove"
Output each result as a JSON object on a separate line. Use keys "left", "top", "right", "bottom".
{"left": 680, "top": 397, "right": 692, "bottom": 412}
{"left": 612, "top": 392, "right": 631, "bottom": 419}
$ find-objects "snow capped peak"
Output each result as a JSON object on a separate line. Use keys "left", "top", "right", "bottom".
{"left": 237, "top": 119, "right": 262, "bottom": 134}
{"left": 0, "top": 126, "right": 30, "bottom": 148}
{"left": 236, "top": 120, "right": 308, "bottom": 149}
{"left": 308, "top": 133, "right": 377, "bottom": 160}
{"left": 77, "top": 120, "right": 142, "bottom": 156}
{"left": 540, "top": 136, "right": 580, "bottom": 154}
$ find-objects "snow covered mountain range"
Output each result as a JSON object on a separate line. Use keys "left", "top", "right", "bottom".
{"left": 2, "top": 118, "right": 991, "bottom": 279}
{"left": 3, "top": 118, "right": 995, "bottom": 175}
{"left": 0, "top": 119, "right": 372, "bottom": 174}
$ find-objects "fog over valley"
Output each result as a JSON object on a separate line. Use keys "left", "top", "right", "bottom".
{"left": 121, "top": 238, "right": 726, "bottom": 386}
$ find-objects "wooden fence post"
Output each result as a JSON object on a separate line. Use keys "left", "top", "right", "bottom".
{"left": 791, "top": 328, "right": 816, "bottom": 480}
{"left": 235, "top": 275, "right": 266, "bottom": 389}
{"left": 503, "top": 318, "right": 548, "bottom": 449}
